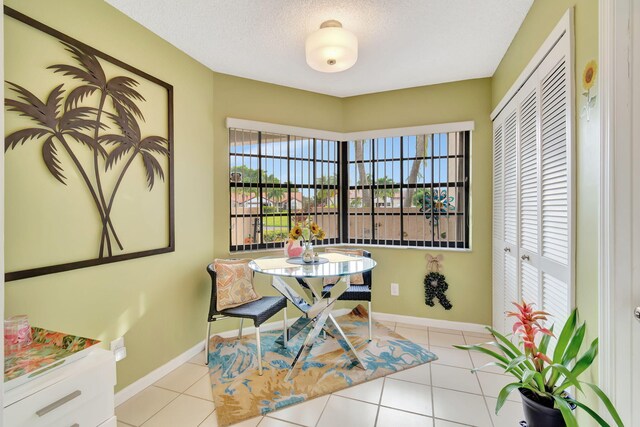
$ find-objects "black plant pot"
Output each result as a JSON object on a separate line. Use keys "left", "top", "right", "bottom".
{"left": 520, "top": 389, "right": 566, "bottom": 427}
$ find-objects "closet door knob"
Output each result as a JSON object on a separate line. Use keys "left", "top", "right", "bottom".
{"left": 504, "top": 247, "right": 511, "bottom": 253}
{"left": 521, "top": 254, "right": 530, "bottom": 261}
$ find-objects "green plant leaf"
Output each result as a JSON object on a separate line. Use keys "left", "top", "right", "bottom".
{"left": 549, "top": 364, "right": 583, "bottom": 394}
{"left": 561, "top": 322, "right": 586, "bottom": 366}
{"left": 505, "top": 355, "right": 527, "bottom": 372}
{"left": 520, "top": 369, "right": 536, "bottom": 386}
{"left": 487, "top": 328, "right": 536, "bottom": 371}
{"left": 585, "top": 383, "right": 624, "bottom": 427}
{"left": 567, "top": 399, "right": 611, "bottom": 427}
{"left": 538, "top": 324, "right": 554, "bottom": 355}
{"left": 552, "top": 395, "right": 578, "bottom": 427}
{"left": 553, "top": 309, "right": 577, "bottom": 364}
{"left": 471, "top": 361, "right": 509, "bottom": 374}
{"left": 571, "top": 338, "right": 598, "bottom": 378}
{"left": 495, "top": 383, "right": 521, "bottom": 414}
{"left": 453, "top": 344, "right": 509, "bottom": 364}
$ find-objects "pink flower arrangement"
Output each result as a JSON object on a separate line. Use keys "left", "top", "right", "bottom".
{"left": 507, "top": 300, "right": 553, "bottom": 371}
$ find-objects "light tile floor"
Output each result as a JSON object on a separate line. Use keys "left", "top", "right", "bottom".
{"left": 116, "top": 322, "right": 525, "bottom": 427}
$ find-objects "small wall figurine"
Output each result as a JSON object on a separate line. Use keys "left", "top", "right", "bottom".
{"left": 423, "top": 254, "right": 453, "bottom": 310}
{"left": 581, "top": 60, "right": 598, "bottom": 121}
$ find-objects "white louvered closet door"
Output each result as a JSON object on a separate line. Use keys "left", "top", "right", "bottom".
{"left": 492, "top": 31, "right": 574, "bottom": 335}
{"left": 536, "top": 35, "right": 574, "bottom": 329}
{"left": 492, "top": 117, "right": 506, "bottom": 332}
{"left": 517, "top": 80, "right": 541, "bottom": 314}
{"left": 502, "top": 107, "right": 519, "bottom": 334}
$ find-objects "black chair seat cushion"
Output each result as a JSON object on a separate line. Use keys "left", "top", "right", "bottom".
{"left": 322, "top": 284, "right": 372, "bottom": 302}
{"left": 217, "top": 296, "right": 287, "bottom": 327}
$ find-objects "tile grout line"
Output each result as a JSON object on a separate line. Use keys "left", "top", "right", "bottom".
{"left": 372, "top": 376, "right": 388, "bottom": 426}
{"left": 152, "top": 368, "right": 211, "bottom": 396}
{"left": 313, "top": 394, "right": 332, "bottom": 427}
{"left": 260, "top": 414, "right": 307, "bottom": 427}
{"left": 473, "top": 363, "right": 497, "bottom": 427}
{"left": 134, "top": 387, "right": 181, "bottom": 427}
{"left": 196, "top": 408, "right": 216, "bottom": 427}
{"left": 428, "top": 336, "right": 436, "bottom": 427}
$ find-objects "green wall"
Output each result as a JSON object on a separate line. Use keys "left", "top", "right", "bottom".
{"left": 3, "top": 0, "right": 347, "bottom": 392}
{"left": 491, "top": 0, "right": 600, "bottom": 368}
{"left": 4, "top": 0, "right": 597, "bottom": 397}
{"left": 341, "top": 79, "right": 494, "bottom": 324}
{"left": 3, "top": 0, "right": 216, "bottom": 391}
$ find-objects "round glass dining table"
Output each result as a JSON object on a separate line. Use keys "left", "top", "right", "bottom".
{"left": 248, "top": 253, "right": 377, "bottom": 381}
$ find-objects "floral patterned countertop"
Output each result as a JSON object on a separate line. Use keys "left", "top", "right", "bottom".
{"left": 4, "top": 327, "right": 100, "bottom": 386}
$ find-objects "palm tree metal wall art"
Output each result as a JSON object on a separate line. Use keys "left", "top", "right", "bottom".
{"left": 4, "top": 8, "right": 174, "bottom": 281}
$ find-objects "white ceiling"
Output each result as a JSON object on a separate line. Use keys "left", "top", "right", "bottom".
{"left": 105, "top": 0, "right": 533, "bottom": 97}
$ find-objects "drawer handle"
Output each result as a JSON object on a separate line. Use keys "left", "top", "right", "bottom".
{"left": 35, "top": 390, "right": 82, "bottom": 417}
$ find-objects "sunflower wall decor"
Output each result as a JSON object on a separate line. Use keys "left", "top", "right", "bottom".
{"left": 581, "top": 60, "right": 598, "bottom": 121}
{"left": 4, "top": 8, "right": 174, "bottom": 281}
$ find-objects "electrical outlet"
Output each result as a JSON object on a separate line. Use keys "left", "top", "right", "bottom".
{"left": 110, "top": 337, "right": 127, "bottom": 362}
{"left": 390, "top": 282, "right": 399, "bottom": 296}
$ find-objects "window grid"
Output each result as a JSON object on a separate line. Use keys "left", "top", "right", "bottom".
{"left": 229, "top": 129, "right": 340, "bottom": 252}
{"left": 346, "top": 132, "right": 470, "bottom": 249}
{"left": 229, "top": 129, "right": 470, "bottom": 252}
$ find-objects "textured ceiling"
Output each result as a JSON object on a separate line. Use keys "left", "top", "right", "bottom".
{"left": 105, "top": 0, "right": 533, "bottom": 97}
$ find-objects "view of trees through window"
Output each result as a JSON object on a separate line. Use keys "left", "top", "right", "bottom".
{"left": 229, "top": 128, "right": 469, "bottom": 251}
{"left": 347, "top": 132, "right": 469, "bottom": 248}
{"left": 229, "top": 129, "right": 340, "bottom": 251}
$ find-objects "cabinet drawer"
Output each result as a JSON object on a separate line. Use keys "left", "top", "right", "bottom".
{"left": 5, "top": 355, "right": 115, "bottom": 427}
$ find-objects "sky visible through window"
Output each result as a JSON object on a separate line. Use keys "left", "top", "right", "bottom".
{"left": 230, "top": 134, "right": 451, "bottom": 192}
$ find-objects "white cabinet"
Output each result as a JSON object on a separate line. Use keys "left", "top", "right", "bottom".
{"left": 4, "top": 349, "right": 116, "bottom": 427}
{"left": 492, "top": 30, "right": 575, "bottom": 335}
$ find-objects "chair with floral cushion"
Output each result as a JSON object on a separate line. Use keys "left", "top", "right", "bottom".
{"left": 206, "top": 259, "right": 287, "bottom": 375}
{"left": 319, "top": 248, "right": 374, "bottom": 341}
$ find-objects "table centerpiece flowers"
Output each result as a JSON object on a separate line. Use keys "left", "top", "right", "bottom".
{"left": 285, "top": 219, "right": 325, "bottom": 262}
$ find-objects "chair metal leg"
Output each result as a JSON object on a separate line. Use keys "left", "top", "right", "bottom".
{"left": 368, "top": 301, "right": 372, "bottom": 342}
{"left": 256, "top": 326, "right": 263, "bottom": 376}
{"left": 238, "top": 318, "right": 244, "bottom": 340}
{"left": 205, "top": 321, "right": 211, "bottom": 366}
{"left": 283, "top": 307, "right": 288, "bottom": 348}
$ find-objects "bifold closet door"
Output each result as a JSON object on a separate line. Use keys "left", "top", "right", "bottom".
{"left": 492, "top": 117, "right": 505, "bottom": 332}
{"left": 536, "top": 35, "right": 574, "bottom": 329}
{"left": 517, "top": 79, "right": 542, "bottom": 315}
{"left": 492, "top": 105, "right": 519, "bottom": 335}
{"left": 492, "top": 31, "right": 574, "bottom": 335}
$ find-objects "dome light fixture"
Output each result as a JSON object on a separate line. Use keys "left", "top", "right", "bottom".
{"left": 305, "top": 20, "right": 358, "bottom": 73}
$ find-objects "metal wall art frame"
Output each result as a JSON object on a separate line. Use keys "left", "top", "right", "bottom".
{"left": 4, "top": 7, "right": 175, "bottom": 281}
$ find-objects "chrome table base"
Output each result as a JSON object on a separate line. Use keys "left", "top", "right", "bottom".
{"left": 271, "top": 275, "right": 366, "bottom": 381}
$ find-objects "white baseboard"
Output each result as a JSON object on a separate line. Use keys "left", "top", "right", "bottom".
{"left": 372, "top": 311, "right": 489, "bottom": 334}
{"left": 114, "top": 308, "right": 352, "bottom": 406}
{"left": 114, "top": 339, "right": 205, "bottom": 406}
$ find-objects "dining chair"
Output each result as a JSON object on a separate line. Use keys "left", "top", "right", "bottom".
{"left": 206, "top": 262, "right": 288, "bottom": 375}
{"left": 320, "top": 249, "right": 374, "bottom": 341}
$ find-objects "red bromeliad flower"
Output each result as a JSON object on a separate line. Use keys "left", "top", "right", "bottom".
{"left": 507, "top": 301, "right": 554, "bottom": 371}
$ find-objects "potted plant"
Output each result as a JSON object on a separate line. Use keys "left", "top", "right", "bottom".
{"left": 454, "top": 301, "right": 623, "bottom": 427}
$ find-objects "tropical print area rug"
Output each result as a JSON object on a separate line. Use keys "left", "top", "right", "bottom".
{"left": 208, "top": 305, "right": 437, "bottom": 426}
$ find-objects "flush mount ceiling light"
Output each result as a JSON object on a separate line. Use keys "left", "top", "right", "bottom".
{"left": 305, "top": 20, "right": 358, "bottom": 73}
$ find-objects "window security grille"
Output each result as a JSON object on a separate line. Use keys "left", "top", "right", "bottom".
{"left": 346, "top": 132, "right": 470, "bottom": 248}
{"left": 229, "top": 129, "right": 340, "bottom": 252}
{"left": 229, "top": 128, "right": 470, "bottom": 251}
